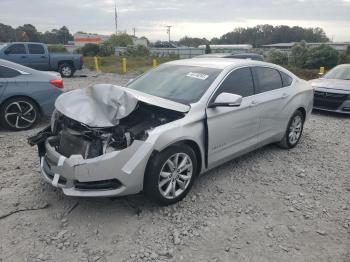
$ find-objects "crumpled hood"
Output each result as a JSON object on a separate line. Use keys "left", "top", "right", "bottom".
{"left": 309, "top": 78, "right": 350, "bottom": 91}
{"left": 55, "top": 84, "right": 190, "bottom": 127}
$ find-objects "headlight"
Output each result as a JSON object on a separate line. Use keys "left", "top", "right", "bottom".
{"left": 51, "top": 110, "right": 61, "bottom": 133}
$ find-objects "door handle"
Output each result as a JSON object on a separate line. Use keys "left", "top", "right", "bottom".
{"left": 250, "top": 100, "right": 259, "bottom": 106}
{"left": 41, "top": 56, "right": 46, "bottom": 58}
{"left": 281, "top": 93, "right": 288, "bottom": 98}
{"left": 21, "top": 56, "right": 27, "bottom": 58}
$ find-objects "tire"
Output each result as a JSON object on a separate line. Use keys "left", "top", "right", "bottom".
{"left": 59, "top": 63, "right": 74, "bottom": 78}
{"left": 144, "top": 144, "right": 198, "bottom": 205}
{"left": 278, "top": 110, "right": 305, "bottom": 149}
{"left": 0, "top": 97, "right": 40, "bottom": 131}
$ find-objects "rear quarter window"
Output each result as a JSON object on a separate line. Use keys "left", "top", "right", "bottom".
{"left": 0, "top": 66, "right": 21, "bottom": 78}
{"left": 28, "top": 44, "right": 45, "bottom": 54}
{"left": 280, "top": 71, "right": 293, "bottom": 87}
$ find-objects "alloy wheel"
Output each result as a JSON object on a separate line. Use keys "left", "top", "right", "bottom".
{"left": 158, "top": 153, "right": 193, "bottom": 199}
{"left": 61, "top": 66, "right": 72, "bottom": 77}
{"left": 288, "top": 115, "right": 302, "bottom": 145}
{"left": 4, "top": 101, "right": 37, "bottom": 129}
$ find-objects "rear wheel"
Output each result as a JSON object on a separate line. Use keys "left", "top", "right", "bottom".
{"left": 278, "top": 110, "right": 304, "bottom": 149}
{"left": 59, "top": 63, "right": 74, "bottom": 78}
{"left": 144, "top": 144, "right": 197, "bottom": 205}
{"left": 0, "top": 97, "right": 40, "bottom": 131}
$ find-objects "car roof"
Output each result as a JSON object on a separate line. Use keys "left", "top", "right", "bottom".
{"left": 167, "top": 58, "right": 275, "bottom": 70}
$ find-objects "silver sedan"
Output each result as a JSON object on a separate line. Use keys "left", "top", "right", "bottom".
{"left": 310, "top": 64, "right": 350, "bottom": 114}
{"left": 29, "top": 59, "right": 313, "bottom": 205}
{"left": 0, "top": 59, "right": 63, "bottom": 130}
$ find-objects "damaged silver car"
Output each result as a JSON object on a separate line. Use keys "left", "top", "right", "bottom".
{"left": 29, "top": 59, "right": 313, "bottom": 205}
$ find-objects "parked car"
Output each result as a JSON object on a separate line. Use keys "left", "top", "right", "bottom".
{"left": 0, "top": 42, "right": 83, "bottom": 77}
{"left": 28, "top": 59, "right": 313, "bottom": 205}
{"left": 0, "top": 59, "right": 63, "bottom": 130}
{"left": 309, "top": 64, "right": 350, "bottom": 114}
{"left": 196, "top": 53, "right": 264, "bottom": 61}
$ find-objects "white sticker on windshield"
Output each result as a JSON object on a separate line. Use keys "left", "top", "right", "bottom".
{"left": 186, "top": 72, "right": 209, "bottom": 80}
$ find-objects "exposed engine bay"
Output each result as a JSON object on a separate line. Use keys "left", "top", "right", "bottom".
{"left": 50, "top": 102, "right": 184, "bottom": 159}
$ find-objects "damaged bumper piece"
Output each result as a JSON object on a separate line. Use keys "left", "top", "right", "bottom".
{"left": 28, "top": 84, "right": 186, "bottom": 197}
{"left": 31, "top": 128, "right": 153, "bottom": 197}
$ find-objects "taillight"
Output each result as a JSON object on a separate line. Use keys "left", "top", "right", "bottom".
{"left": 50, "top": 79, "right": 64, "bottom": 89}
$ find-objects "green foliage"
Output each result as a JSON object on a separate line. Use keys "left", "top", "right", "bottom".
{"left": 81, "top": 43, "right": 100, "bottom": 56}
{"left": 99, "top": 42, "right": 115, "bottom": 56}
{"left": 178, "top": 36, "right": 209, "bottom": 47}
{"left": 124, "top": 45, "right": 150, "bottom": 57}
{"left": 106, "top": 33, "right": 133, "bottom": 47}
{"left": 205, "top": 44, "right": 212, "bottom": 54}
{"left": 0, "top": 23, "right": 73, "bottom": 44}
{"left": 290, "top": 41, "right": 308, "bottom": 68}
{"left": 267, "top": 49, "right": 288, "bottom": 65}
{"left": 213, "top": 25, "right": 329, "bottom": 47}
{"left": 48, "top": 44, "right": 67, "bottom": 53}
{"left": 304, "top": 44, "right": 339, "bottom": 69}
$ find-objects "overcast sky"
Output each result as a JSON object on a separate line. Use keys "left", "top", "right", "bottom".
{"left": 1, "top": 0, "right": 350, "bottom": 41}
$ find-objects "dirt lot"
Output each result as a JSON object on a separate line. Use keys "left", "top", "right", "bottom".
{"left": 1, "top": 71, "right": 349, "bottom": 262}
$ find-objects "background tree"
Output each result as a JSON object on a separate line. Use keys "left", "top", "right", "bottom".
{"left": 304, "top": 44, "right": 339, "bottom": 69}
{"left": 178, "top": 36, "right": 209, "bottom": 47}
{"left": 290, "top": 41, "right": 308, "bottom": 68}
{"left": 205, "top": 44, "right": 212, "bottom": 54}
{"left": 107, "top": 33, "right": 133, "bottom": 47}
{"left": 267, "top": 49, "right": 288, "bottom": 65}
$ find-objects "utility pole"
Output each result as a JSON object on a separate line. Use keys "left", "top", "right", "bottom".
{"left": 133, "top": 27, "right": 136, "bottom": 37}
{"left": 166, "top": 25, "right": 172, "bottom": 45}
{"left": 114, "top": 0, "right": 118, "bottom": 34}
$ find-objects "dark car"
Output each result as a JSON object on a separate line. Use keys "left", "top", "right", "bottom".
{"left": 196, "top": 53, "right": 264, "bottom": 61}
{"left": 0, "top": 42, "right": 83, "bottom": 77}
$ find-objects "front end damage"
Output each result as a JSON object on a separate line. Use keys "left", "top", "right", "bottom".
{"left": 28, "top": 84, "right": 186, "bottom": 197}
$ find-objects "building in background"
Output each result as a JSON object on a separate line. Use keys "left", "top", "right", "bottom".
{"left": 73, "top": 33, "right": 110, "bottom": 47}
{"left": 132, "top": 36, "right": 148, "bottom": 47}
{"left": 262, "top": 42, "right": 350, "bottom": 52}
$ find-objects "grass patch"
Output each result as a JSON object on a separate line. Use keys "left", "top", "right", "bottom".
{"left": 84, "top": 55, "right": 179, "bottom": 74}
{"left": 285, "top": 66, "right": 320, "bottom": 80}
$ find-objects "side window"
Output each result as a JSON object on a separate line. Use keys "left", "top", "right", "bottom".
{"left": 214, "top": 67, "right": 255, "bottom": 98}
{"left": 280, "top": 71, "right": 293, "bottom": 87}
{"left": 0, "top": 66, "right": 21, "bottom": 78}
{"left": 28, "top": 44, "right": 45, "bottom": 54}
{"left": 5, "top": 44, "right": 26, "bottom": 54}
{"left": 254, "top": 67, "right": 282, "bottom": 93}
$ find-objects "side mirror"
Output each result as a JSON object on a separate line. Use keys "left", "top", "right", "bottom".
{"left": 4, "top": 50, "right": 10, "bottom": 55}
{"left": 209, "top": 93, "right": 242, "bottom": 108}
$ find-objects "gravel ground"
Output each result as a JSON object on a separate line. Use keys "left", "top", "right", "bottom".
{"left": 0, "top": 71, "right": 349, "bottom": 262}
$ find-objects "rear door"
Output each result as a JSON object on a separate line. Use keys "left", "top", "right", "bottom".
{"left": 206, "top": 67, "right": 259, "bottom": 167}
{"left": 0, "top": 66, "right": 9, "bottom": 98}
{"left": 27, "top": 44, "right": 49, "bottom": 70}
{"left": 251, "top": 66, "right": 292, "bottom": 142}
{"left": 2, "top": 44, "right": 29, "bottom": 66}
{"left": 0, "top": 65, "right": 23, "bottom": 98}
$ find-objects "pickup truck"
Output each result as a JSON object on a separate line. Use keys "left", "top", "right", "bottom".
{"left": 0, "top": 42, "right": 83, "bottom": 77}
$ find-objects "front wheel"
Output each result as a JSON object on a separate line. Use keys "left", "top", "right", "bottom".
{"left": 59, "top": 63, "right": 74, "bottom": 78}
{"left": 144, "top": 144, "right": 198, "bottom": 205}
{"left": 278, "top": 110, "right": 305, "bottom": 149}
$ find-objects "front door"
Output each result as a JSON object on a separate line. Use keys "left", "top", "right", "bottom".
{"left": 206, "top": 67, "right": 259, "bottom": 168}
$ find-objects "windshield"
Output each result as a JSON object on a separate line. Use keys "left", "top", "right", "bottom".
{"left": 127, "top": 64, "right": 221, "bottom": 104}
{"left": 323, "top": 65, "right": 350, "bottom": 80}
